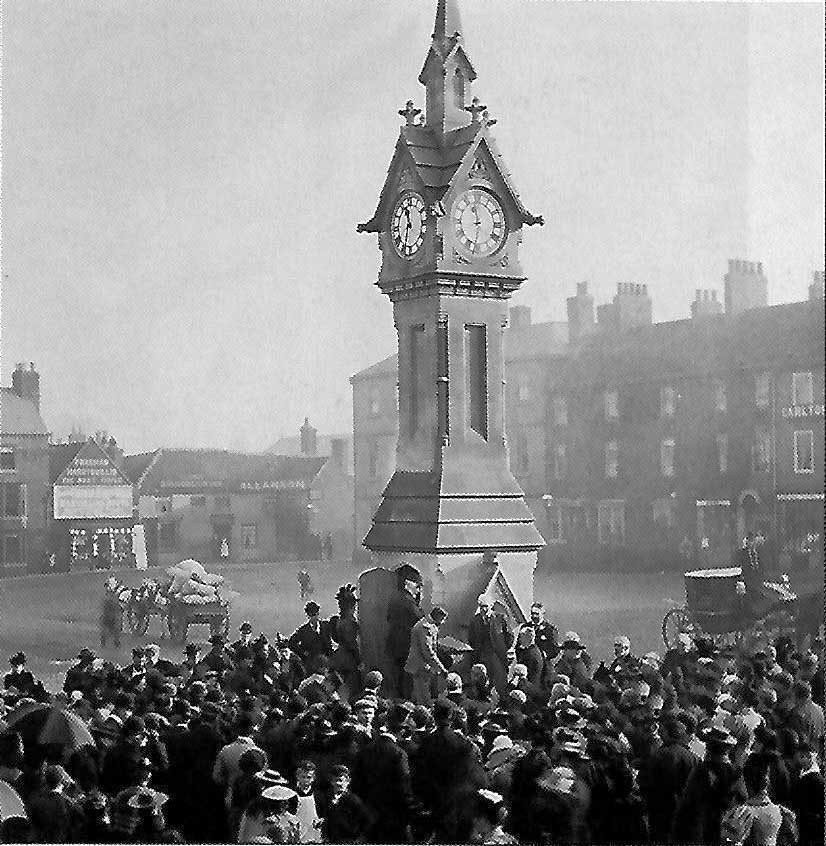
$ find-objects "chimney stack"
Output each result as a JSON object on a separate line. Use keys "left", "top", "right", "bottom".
{"left": 691, "top": 288, "right": 723, "bottom": 319}
{"left": 566, "top": 281, "right": 596, "bottom": 342}
{"left": 508, "top": 305, "right": 532, "bottom": 329}
{"left": 724, "top": 258, "right": 768, "bottom": 315}
{"left": 330, "top": 437, "right": 348, "bottom": 470}
{"left": 300, "top": 417, "right": 318, "bottom": 456}
{"left": 601, "top": 282, "right": 653, "bottom": 332}
{"left": 12, "top": 362, "right": 41, "bottom": 411}
{"left": 809, "top": 270, "right": 824, "bottom": 301}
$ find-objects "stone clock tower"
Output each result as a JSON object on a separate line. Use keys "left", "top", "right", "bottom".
{"left": 357, "top": 0, "right": 545, "bottom": 630}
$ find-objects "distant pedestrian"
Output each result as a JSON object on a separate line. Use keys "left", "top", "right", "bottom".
{"left": 99, "top": 581, "right": 123, "bottom": 649}
{"left": 220, "top": 537, "right": 230, "bottom": 561}
{"left": 297, "top": 568, "right": 313, "bottom": 601}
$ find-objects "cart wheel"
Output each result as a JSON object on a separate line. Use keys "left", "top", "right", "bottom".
{"left": 662, "top": 607, "right": 694, "bottom": 649}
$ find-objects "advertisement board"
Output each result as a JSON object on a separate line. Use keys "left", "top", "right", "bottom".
{"left": 54, "top": 485, "right": 134, "bottom": 520}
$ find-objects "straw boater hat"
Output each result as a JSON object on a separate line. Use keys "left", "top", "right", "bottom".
{"left": 561, "top": 632, "right": 585, "bottom": 650}
{"left": 262, "top": 784, "right": 298, "bottom": 802}
{"left": 255, "top": 769, "right": 290, "bottom": 787}
{"left": 127, "top": 789, "right": 168, "bottom": 810}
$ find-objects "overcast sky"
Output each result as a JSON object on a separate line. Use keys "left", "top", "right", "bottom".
{"left": 1, "top": 0, "right": 823, "bottom": 454}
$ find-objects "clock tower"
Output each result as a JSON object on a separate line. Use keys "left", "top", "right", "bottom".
{"left": 357, "top": 0, "right": 545, "bottom": 627}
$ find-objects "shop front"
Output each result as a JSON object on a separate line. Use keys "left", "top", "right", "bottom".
{"left": 51, "top": 441, "right": 137, "bottom": 572}
{"left": 776, "top": 492, "right": 824, "bottom": 575}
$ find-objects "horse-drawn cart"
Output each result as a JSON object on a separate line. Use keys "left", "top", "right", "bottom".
{"left": 166, "top": 596, "right": 230, "bottom": 643}
{"left": 662, "top": 567, "right": 798, "bottom": 649}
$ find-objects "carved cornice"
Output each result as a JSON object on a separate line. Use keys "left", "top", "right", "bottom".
{"left": 377, "top": 272, "right": 526, "bottom": 302}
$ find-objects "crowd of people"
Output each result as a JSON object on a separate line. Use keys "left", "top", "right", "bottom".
{"left": 0, "top": 571, "right": 823, "bottom": 845}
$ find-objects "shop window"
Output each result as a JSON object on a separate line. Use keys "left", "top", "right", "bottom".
{"left": 713, "top": 379, "right": 727, "bottom": 413}
{"left": 553, "top": 443, "right": 567, "bottom": 480}
{"left": 241, "top": 524, "right": 257, "bottom": 550}
{"left": 792, "top": 371, "right": 814, "bottom": 406}
{"left": 660, "top": 386, "right": 677, "bottom": 418}
{"left": 605, "top": 440, "right": 619, "bottom": 479}
{"left": 794, "top": 430, "right": 814, "bottom": 474}
{"left": 553, "top": 396, "right": 568, "bottom": 427}
{"left": 598, "top": 500, "right": 625, "bottom": 545}
{"left": 190, "top": 495, "right": 206, "bottom": 508}
{"left": 0, "top": 483, "right": 25, "bottom": 518}
{"left": 159, "top": 522, "right": 178, "bottom": 551}
{"left": 604, "top": 389, "right": 619, "bottom": 420}
{"left": 716, "top": 433, "right": 729, "bottom": 474}
{"left": 661, "top": 438, "right": 675, "bottom": 477}
{"left": 755, "top": 372, "right": 771, "bottom": 408}
{"left": 1, "top": 534, "right": 24, "bottom": 567}
{"left": 752, "top": 427, "right": 772, "bottom": 473}
{"left": 0, "top": 449, "right": 15, "bottom": 472}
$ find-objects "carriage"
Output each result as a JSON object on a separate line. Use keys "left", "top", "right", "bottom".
{"left": 661, "top": 566, "right": 799, "bottom": 649}
{"left": 165, "top": 595, "right": 230, "bottom": 643}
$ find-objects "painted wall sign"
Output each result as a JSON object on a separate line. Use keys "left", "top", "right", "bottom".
{"left": 54, "top": 485, "right": 133, "bottom": 519}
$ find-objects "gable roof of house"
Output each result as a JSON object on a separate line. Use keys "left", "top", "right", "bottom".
{"left": 138, "top": 449, "right": 327, "bottom": 494}
{"left": 0, "top": 388, "right": 49, "bottom": 436}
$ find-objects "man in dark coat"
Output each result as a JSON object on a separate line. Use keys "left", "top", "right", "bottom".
{"left": 529, "top": 602, "right": 559, "bottom": 663}
{"left": 350, "top": 703, "right": 418, "bottom": 842}
{"left": 672, "top": 726, "right": 743, "bottom": 846}
{"left": 791, "top": 741, "right": 825, "bottom": 846}
{"left": 385, "top": 567, "right": 424, "bottom": 699}
{"left": 199, "top": 634, "right": 233, "bottom": 676}
{"left": 229, "top": 620, "right": 254, "bottom": 657}
{"left": 638, "top": 713, "right": 700, "bottom": 842}
{"left": 4, "top": 652, "right": 42, "bottom": 698}
{"left": 63, "top": 649, "right": 97, "bottom": 697}
{"left": 289, "top": 602, "right": 334, "bottom": 672}
{"left": 411, "top": 699, "right": 485, "bottom": 840}
{"left": 101, "top": 716, "right": 150, "bottom": 796}
{"left": 467, "top": 594, "right": 513, "bottom": 696}
{"left": 320, "top": 764, "right": 373, "bottom": 844}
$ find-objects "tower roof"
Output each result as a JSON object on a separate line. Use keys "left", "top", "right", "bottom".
{"left": 434, "top": 0, "right": 463, "bottom": 42}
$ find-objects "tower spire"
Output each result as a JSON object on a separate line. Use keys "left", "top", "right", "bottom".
{"left": 433, "top": 0, "right": 463, "bottom": 43}
{"left": 419, "top": 0, "right": 477, "bottom": 135}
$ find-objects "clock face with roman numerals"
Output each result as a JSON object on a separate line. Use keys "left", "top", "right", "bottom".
{"left": 452, "top": 188, "right": 507, "bottom": 257}
{"left": 390, "top": 193, "right": 426, "bottom": 258}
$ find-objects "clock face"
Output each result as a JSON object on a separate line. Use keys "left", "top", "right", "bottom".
{"left": 390, "top": 193, "right": 426, "bottom": 258}
{"left": 453, "top": 188, "right": 507, "bottom": 257}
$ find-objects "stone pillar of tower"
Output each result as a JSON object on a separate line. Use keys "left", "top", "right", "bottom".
{"left": 356, "top": 0, "right": 545, "bottom": 648}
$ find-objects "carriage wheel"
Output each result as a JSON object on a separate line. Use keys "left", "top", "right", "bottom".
{"left": 662, "top": 607, "right": 695, "bottom": 649}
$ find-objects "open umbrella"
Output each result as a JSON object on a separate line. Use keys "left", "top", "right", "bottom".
{"left": 5, "top": 703, "right": 95, "bottom": 752}
{"left": 0, "top": 780, "right": 26, "bottom": 822}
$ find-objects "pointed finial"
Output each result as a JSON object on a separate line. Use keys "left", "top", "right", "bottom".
{"left": 482, "top": 109, "right": 497, "bottom": 126}
{"left": 398, "top": 99, "right": 422, "bottom": 126}
{"left": 465, "top": 96, "right": 486, "bottom": 123}
{"left": 434, "top": 0, "right": 463, "bottom": 42}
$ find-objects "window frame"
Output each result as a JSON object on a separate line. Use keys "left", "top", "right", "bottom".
{"left": 755, "top": 371, "right": 771, "bottom": 408}
{"left": 793, "top": 429, "right": 815, "bottom": 474}
{"left": 604, "top": 389, "right": 619, "bottom": 420}
{"left": 552, "top": 396, "right": 568, "bottom": 427}
{"left": 716, "top": 433, "right": 729, "bottom": 474}
{"left": 713, "top": 379, "right": 727, "bottom": 413}
{"left": 660, "top": 438, "right": 676, "bottom": 477}
{"left": 604, "top": 440, "right": 619, "bottom": 479}
{"left": 597, "top": 499, "right": 625, "bottom": 545}
{"left": 752, "top": 427, "right": 772, "bottom": 474}
{"left": 0, "top": 448, "right": 15, "bottom": 473}
{"left": 0, "top": 483, "right": 25, "bottom": 519}
{"left": 553, "top": 443, "right": 567, "bottom": 480}
{"left": 792, "top": 371, "right": 814, "bottom": 406}
{"left": 660, "top": 385, "right": 677, "bottom": 419}
{"left": 241, "top": 523, "right": 258, "bottom": 549}
{"left": 1, "top": 533, "right": 25, "bottom": 567}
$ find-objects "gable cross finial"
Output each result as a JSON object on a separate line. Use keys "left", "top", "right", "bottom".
{"left": 464, "top": 96, "right": 486, "bottom": 123}
{"left": 482, "top": 109, "right": 497, "bottom": 126}
{"left": 398, "top": 100, "right": 422, "bottom": 126}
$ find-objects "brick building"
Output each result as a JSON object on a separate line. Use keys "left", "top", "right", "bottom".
{"left": 135, "top": 433, "right": 354, "bottom": 567}
{"left": 0, "top": 363, "right": 50, "bottom": 573}
{"left": 352, "top": 265, "right": 824, "bottom": 572}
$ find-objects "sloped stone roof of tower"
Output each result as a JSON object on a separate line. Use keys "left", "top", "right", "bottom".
{"left": 357, "top": 123, "right": 543, "bottom": 233}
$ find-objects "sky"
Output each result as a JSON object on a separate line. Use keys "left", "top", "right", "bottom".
{"left": 1, "top": 0, "right": 823, "bottom": 454}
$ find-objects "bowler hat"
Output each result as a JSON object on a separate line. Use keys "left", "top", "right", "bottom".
{"left": 304, "top": 601, "right": 320, "bottom": 616}
{"left": 239, "top": 621, "right": 253, "bottom": 632}
{"left": 9, "top": 652, "right": 26, "bottom": 666}
{"left": 208, "top": 633, "right": 226, "bottom": 645}
{"left": 561, "top": 632, "right": 585, "bottom": 650}
{"left": 255, "top": 769, "right": 290, "bottom": 786}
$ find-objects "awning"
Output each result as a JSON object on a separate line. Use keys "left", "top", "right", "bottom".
{"left": 696, "top": 499, "right": 731, "bottom": 507}
{"left": 776, "top": 492, "right": 824, "bottom": 501}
